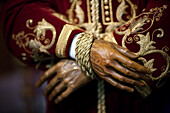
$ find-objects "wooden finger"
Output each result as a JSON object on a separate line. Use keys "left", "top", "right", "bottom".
{"left": 48, "top": 81, "right": 66, "bottom": 101}
{"left": 104, "top": 68, "right": 144, "bottom": 87}
{"left": 109, "top": 60, "right": 149, "bottom": 80}
{"left": 102, "top": 76, "right": 134, "bottom": 92}
{"left": 35, "top": 64, "right": 58, "bottom": 87}
{"left": 113, "top": 43, "right": 138, "bottom": 59}
{"left": 54, "top": 88, "right": 73, "bottom": 104}
{"left": 44, "top": 74, "right": 61, "bottom": 96}
{"left": 112, "top": 52, "right": 151, "bottom": 74}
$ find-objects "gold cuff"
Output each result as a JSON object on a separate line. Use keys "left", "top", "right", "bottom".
{"left": 55, "top": 24, "right": 82, "bottom": 58}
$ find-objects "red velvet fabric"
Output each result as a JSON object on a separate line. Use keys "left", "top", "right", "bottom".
{"left": 1, "top": 0, "right": 170, "bottom": 113}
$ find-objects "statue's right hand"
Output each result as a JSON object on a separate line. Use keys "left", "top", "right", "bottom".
{"left": 90, "top": 40, "right": 151, "bottom": 92}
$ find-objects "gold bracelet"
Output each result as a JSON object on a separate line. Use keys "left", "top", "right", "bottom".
{"left": 75, "top": 32, "right": 96, "bottom": 79}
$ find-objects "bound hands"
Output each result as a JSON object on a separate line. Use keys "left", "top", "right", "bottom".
{"left": 35, "top": 39, "right": 151, "bottom": 104}
{"left": 90, "top": 40, "right": 151, "bottom": 92}
{"left": 35, "top": 60, "right": 91, "bottom": 104}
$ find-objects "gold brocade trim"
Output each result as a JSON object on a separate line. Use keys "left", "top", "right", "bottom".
{"left": 55, "top": 24, "right": 82, "bottom": 58}
{"left": 52, "top": 13, "right": 70, "bottom": 23}
{"left": 87, "top": 0, "right": 92, "bottom": 23}
{"left": 101, "top": 0, "right": 114, "bottom": 25}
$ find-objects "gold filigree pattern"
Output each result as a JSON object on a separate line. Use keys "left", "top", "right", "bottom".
{"left": 114, "top": 5, "right": 167, "bottom": 48}
{"left": 135, "top": 31, "right": 170, "bottom": 82}
{"left": 67, "top": 0, "right": 85, "bottom": 24}
{"left": 12, "top": 31, "right": 35, "bottom": 54}
{"left": 27, "top": 18, "right": 57, "bottom": 51}
{"left": 162, "top": 46, "right": 169, "bottom": 52}
{"left": 52, "top": 13, "right": 70, "bottom": 23}
{"left": 115, "top": 4, "right": 169, "bottom": 83}
{"left": 104, "top": 0, "right": 137, "bottom": 43}
{"left": 107, "top": 5, "right": 169, "bottom": 92}
{"left": 116, "top": 0, "right": 137, "bottom": 23}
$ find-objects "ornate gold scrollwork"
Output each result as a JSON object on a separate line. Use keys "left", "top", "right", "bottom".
{"left": 67, "top": 0, "right": 85, "bottom": 24}
{"left": 12, "top": 18, "right": 57, "bottom": 68}
{"left": 112, "top": 5, "right": 169, "bottom": 87}
{"left": 26, "top": 18, "right": 56, "bottom": 54}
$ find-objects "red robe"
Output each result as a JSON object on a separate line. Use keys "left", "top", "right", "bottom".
{"left": 1, "top": 0, "right": 170, "bottom": 113}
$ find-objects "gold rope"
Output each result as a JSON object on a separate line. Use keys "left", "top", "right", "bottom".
{"left": 90, "top": 0, "right": 106, "bottom": 113}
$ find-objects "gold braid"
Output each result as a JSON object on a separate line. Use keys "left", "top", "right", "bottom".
{"left": 90, "top": 0, "right": 106, "bottom": 113}
{"left": 75, "top": 32, "right": 96, "bottom": 79}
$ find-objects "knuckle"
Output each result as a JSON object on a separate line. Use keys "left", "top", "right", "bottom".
{"left": 51, "top": 91, "right": 56, "bottom": 96}
{"left": 119, "top": 76, "right": 124, "bottom": 82}
{"left": 104, "top": 59, "right": 110, "bottom": 65}
{"left": 46, "top": 86, "right": 50, "bottom": 91}
{"left": 120, "top": 85, "right": 126, "bottom": 90}
{"left": 57, "top": 96, "right": 63, "bottom": 101}
{"left": 130, "top": 80, "right": 135, "bottom": 85}
{"left": 124, "top": 49, "right": 129, "bottom": 53}
{"left": 63, "top": 79, "right": 69, "bottom": 85}
{"left": 110, "top": 52, "right": 113, "bottom": 56}
{"left": 44, "top": 71, "right": 49, "bottom": 76}
{"left": 69, "top": 84, "right": 74, "bottom": 89}
{"left": 124, "top": 69, "right": 130, "bottom": 75}
{"left": 128, "top": 61, "right": 133, "bottom": 67}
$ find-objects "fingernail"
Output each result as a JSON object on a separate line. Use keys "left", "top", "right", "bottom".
{"left": 131, "top": 88, "right": 134, "bottom": 92}
{"left": 140, "top": 82, "right": 145, "bottom": 86}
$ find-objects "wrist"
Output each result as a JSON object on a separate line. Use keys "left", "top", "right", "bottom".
{"left": 75, "top": 32, "right": 96, "bottom": 79}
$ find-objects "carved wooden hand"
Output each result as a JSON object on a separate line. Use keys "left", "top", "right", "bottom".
{"left": 90, "top": 40, "right": 151, "bottom": 92}
{"left": 35, "top": 60, "right": 91, "bottom": 104}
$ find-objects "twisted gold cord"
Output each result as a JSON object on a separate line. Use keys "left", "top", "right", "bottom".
{"left": 90, "top": 0, "right": 106, "bottom": 113}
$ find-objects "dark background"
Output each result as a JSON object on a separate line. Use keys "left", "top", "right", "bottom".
{"left": 0, "top": 1, "right": 46, "bottom": 113}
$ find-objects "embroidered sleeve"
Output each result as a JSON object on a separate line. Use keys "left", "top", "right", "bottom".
{"left": 2, "top": 0, "right": 84, "bottom": 69}
{"left": 112, "top": 1, "right": 170, "bottom": 88}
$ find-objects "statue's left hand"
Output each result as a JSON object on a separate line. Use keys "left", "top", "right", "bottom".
{"left": 35, "top": 60, "right": 91, "bottom": 104}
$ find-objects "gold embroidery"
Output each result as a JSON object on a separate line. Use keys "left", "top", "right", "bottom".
{"left": 135, "top": 31, "right": 170, "bottom": 83}
{"left": 52, "top": 13, "right": 70, "bottom": 23}
{"left": 162, "top": 46, "right": 169, "bottom": 52}
{"left": 75, "top": 0, "right": 85, "bottom": 24}
{"left": 104, "top": 0, "right": 137, "bottom": 42}
{"left": 21, "top": 53, "right": 27, "bottom": 61}
{"left": 113, "top": 5, "right": 168, "bottom": 48}
{"left": 67, "top": 0, "right": 85, "bottom": 24}
{"left": 26, "top": 18, "right": 57, "bottom": 54}
{"left": 116, "top": 0, "right": 137, "bottom": 23}
{"left": 55, "top": 24, "right": 83, "bottom": 58}
{"left": 112, "top": 5, "right": 169, "bottom": 85}
{"left": 12, "top": 31, "right": 35, "bottom": 54}
{"left": 12, "top": 18, "right": 57, "bottom": 68}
